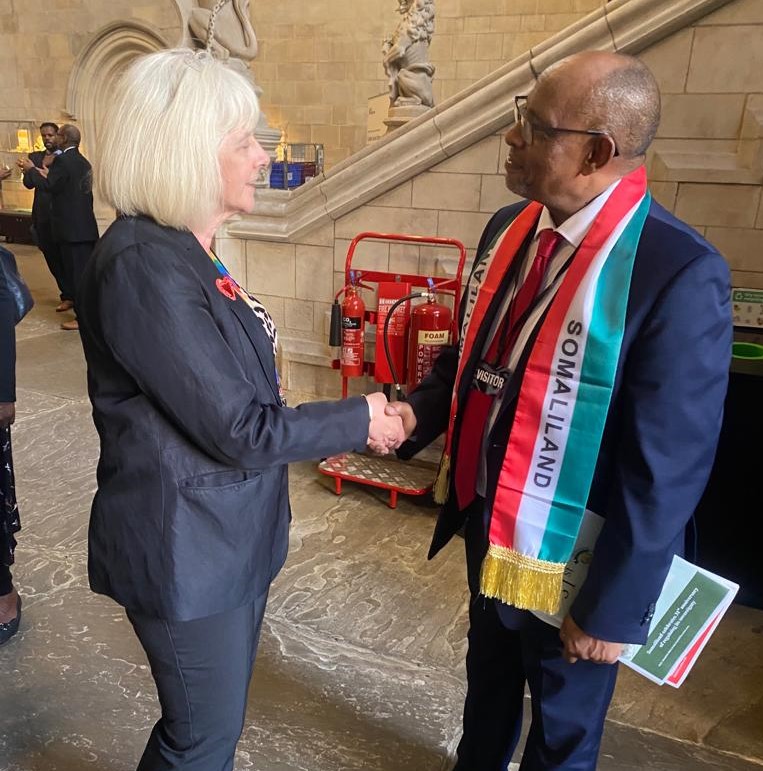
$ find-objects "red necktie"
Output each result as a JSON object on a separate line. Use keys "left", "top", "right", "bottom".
{"left": 454, "top": 228, "right": 564, "bottom": 510}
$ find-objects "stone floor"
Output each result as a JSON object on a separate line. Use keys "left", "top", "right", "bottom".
{"left": 1, "top": 245, "right": 762, "bottom": 771}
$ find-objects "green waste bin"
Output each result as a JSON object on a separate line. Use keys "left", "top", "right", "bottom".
{"left": 732, "top": 342, "right": 763, "bottom": 360}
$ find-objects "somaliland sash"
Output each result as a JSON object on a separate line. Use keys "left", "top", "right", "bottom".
{"left": 435, "top": 166, "right": 651, "bottom": 614}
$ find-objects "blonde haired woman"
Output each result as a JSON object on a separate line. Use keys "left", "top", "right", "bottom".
{"left": 78, "top": 49, "right": 403, "bottom": 770}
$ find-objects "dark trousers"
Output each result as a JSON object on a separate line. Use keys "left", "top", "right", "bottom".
{"left": 34, "top": 221, "right": 70, "bottom": 301}
{"left": 456, "top": 510, "right": 618, "bottom": 770}
{"left": 0, "top": 563, "right": 12, "bottom": 596}
{"left": 454, "top": 599, "right": 618, "bottom": 771}
{"left": 127, "top": 588, "right": 269, "bottom": 771}
{"left": 60, "top": 241, "right": 95, "bottom": 313}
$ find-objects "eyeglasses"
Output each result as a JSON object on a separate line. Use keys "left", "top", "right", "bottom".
{"left": 513, "top": 96, "right": 619, "bottom": 157}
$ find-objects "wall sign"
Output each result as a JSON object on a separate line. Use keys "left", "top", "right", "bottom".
{"left": 732, "top": 288, "right": 763, "bottom": 328}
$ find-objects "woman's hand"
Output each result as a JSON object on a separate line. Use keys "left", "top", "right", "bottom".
{"left": 0, "top": 403, "right": 15, "bottom": 428}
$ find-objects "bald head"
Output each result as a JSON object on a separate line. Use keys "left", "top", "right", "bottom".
{"left": 59, "top": 124, "right": 82, "bottom": 147}
{"left": 537, "top": 51, "right": 661, "bottom": 159}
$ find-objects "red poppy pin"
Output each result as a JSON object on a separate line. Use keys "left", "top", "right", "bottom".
{"left": 216, "top": 276, "right": 238, "bottom": 301}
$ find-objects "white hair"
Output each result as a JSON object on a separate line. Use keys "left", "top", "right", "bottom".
{"left": 97, "top": 48, "right": 261, "bottom": 231}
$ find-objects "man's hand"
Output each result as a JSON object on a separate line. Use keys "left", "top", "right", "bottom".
{"left": 0, "top": 167, "right": 11, "bottom": 182}
{"left": 384, "top": 401, "right": 417, "bottom": 442}
{"left": 365, "top": 392, "right": 405, "bottom": 455}
{"left": 0, "top": 403, "right": 15, "bottom": 428}
{"left": 559, "top": 614, "right": 623, "bottom": 665}
{"left": 17, "top": 157, "right": 35, "bottom": 173}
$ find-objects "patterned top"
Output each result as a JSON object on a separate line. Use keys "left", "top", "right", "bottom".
{"left": 207, "top": 251, "right": 278, "bottom": 358}
{"left": 246, "top": 294, "right": 279, "bottom": 359}
{"left": 207, "top": 251, "right": 285, "bottom": 405}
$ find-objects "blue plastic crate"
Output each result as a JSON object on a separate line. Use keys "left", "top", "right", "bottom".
{"left": 270, "top": 162, "right": 303, "bottom": 189}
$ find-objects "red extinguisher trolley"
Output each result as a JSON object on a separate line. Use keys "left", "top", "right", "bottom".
{"left": 318, "top": 231, "right": 467, "bottom": 508}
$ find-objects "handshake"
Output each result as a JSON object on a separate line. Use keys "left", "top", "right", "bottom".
{"left": 364, "top": 393, "right": 418, "bottom": 455}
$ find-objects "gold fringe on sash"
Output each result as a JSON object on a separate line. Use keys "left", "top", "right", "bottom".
{"left": 480, "top": 544, "right": 566, "bottom": 614}
{"left": 432, "top": 452, "right": 450, "bottom": 504}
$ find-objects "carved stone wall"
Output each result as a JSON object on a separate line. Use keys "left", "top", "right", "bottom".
{"left": 252, "top": 0, "right": 607, "bottom": 168}
{"left": 0, "top": 1, "right": 183, "bottom": 228}
{"left": 643, "top": 0, "right": 763, "bottom": 294}
{"left": 66, "top": 23, "right": 169, "bottom": 158}
{"left": 0, "top": 1, "right": 182, "bottom": 124}
{"left": 217, "top": 0, "right": 763, "bottom": 401}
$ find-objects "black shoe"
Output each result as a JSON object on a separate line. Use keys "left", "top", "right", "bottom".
{"left": 0, "top": 595, "right": 21, "bottom": 645}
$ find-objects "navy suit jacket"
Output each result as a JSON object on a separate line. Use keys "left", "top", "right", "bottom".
{"left": 78, "top": 216, "right": 371, "bottom": 621}
{"left": 401, "top": 198, "right": 732, "bottom": 644}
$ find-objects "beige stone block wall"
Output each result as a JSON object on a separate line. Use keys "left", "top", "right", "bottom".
{"left": 0, "top": 0, "right": 181, "bottom": 124}
{"left": 267, "top": 147, "right": 511, "bottom": 392}
{"left": 267, "top": 135, "right": 508, "bottom": 389}
{"left": 643, "top": 0, "right": 763, "bottom": 290}
{"left": 240, "top": 0, "right": 763, "bottom": 397}
{"left": 247, "top": 242, "right": 296, "bottom": 298}
{"left": 253, "top": 0, "right": 607, "bottom": 168}
{"left": 674, "top": 184, "right": 761, "bottom": 229}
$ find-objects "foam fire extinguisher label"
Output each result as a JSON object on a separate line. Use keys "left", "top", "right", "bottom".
{"left": 417, "top": 329, "right": 449, "bottom": 345}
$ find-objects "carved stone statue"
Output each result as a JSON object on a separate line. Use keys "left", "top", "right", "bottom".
{"left": 383, "top": 0, "right": 436, "bottom": 131}
{"left": 189, "top": 0, "right": 258, "bottom": 63}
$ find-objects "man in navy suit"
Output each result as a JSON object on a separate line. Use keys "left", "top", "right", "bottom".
{"left": 388, "top": 51, "right": 731, "bottom": 769}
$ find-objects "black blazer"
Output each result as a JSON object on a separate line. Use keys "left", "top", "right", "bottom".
{"left": 78, "top": 216, "right": 370, "bottom": 621}
{"left": 0, "top": 247, "right": 16, "bottom": 403}
{"left": 22, "top": 150, "right": 54, "bottom": 226}
{"left": 30, "top": 147, "right": 99, "bottom": 243}
{"left": 402, "top": 199, "right": 732, "bottom": 644}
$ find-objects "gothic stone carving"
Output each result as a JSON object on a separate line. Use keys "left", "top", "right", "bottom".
{"left": 383, "top": 0, "right": 436, "bottom": 123}
{"left": 189, "top": 0, "right": 258, "bottom": 63}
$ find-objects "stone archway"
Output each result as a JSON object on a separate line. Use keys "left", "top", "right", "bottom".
{"left": 65, "top": 20, "right": 169, "bottom": 152}
{"left": 64, "top": 21, "right": 168, "bottom": 217}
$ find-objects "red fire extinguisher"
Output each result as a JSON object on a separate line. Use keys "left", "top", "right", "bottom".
{"left": 407, "top": 282, "right": 452, "bottom": 389}
{"left": 332, "top": 271, "right": 366, "bottom": 378}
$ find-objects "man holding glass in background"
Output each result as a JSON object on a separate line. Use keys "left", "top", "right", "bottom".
{"left": 18, "top": 122, "right": 71, "bottom": 312}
